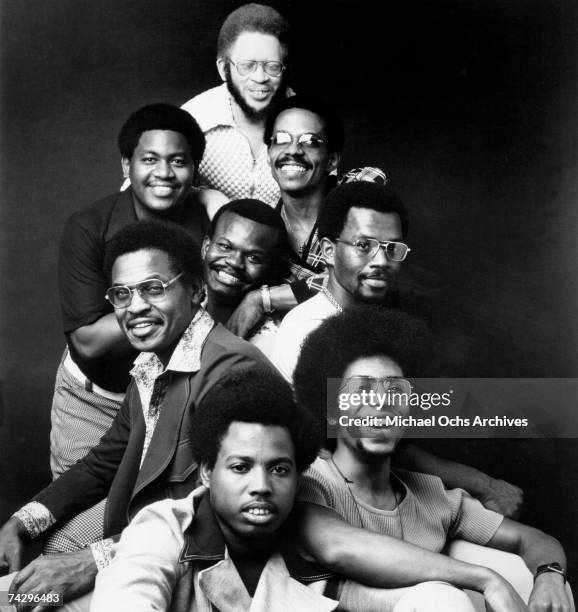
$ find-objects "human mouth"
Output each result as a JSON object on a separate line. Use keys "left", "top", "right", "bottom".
{"left": 215, "top": 269, "right": 245, "bottom": 286}
{"left": 241, "top": 502, "right": 277, "bottom": 524}
{"left": 148, "top": 183, "right": 177, "bottom": 197}
{"left": 127, "top": 318, "right": 161, "bottom": 338}
{"left": 249, "top": 89, "right": 271, "bottom": 101}
{"left": 362, "top": 273, "right": 390, "bottom": 288}
{"left": 276, "top": 159, "right": 310, "bottom": 178}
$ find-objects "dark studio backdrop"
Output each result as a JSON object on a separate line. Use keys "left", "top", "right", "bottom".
{"left": 1, "top": 0, "right": 577, "bottom": 582}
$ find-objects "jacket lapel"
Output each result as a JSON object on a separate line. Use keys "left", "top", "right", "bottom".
{"left": 132, "top": 374, "right": 190, "bottom": 498}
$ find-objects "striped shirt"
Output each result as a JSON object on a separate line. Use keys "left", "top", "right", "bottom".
{"left": 299, "top": 456, "right": 503, "bottom": 552}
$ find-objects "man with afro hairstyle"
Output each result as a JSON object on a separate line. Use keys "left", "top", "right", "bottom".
{"left": 92, "top": 367, "right": 339, "bottom": 612}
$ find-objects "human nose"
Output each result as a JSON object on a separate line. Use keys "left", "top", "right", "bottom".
{"left": 251, "top": 62, "right": 269, "bottom": 82}
{"left": 248, "top": 467, "right": 272, "bottom": 495}
{"left": 285, "top": 135, "right": 304, "bottom": 155}
{"left": 127, "top": 288, "right": 151, "bottom": 313}
{"left": 153, "top": 159, "right": 175, "bottom": 178}
{"left": 225, "top": 249, "right": 244, "bottom": 269}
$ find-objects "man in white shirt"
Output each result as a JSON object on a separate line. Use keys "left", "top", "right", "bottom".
{"left": 182, "top": 4, "right": 292, "bottom": 205}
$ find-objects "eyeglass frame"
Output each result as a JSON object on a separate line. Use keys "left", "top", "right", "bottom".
{"left": 104, "top": 272, "right": 184, "bottom": 309}
{"left": 334, "top": 237, "right": 411, "bottom": 262}
{"left": 339, "top": 376, "right": 413, "bottom": 396}
{"left": 269, "top": 131, "right": 326, "bottom": 149}
{"left": 228, "top": 59, "right": 285, "bottom": 78}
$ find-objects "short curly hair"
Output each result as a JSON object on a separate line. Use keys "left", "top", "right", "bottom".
{"left": 104, "top": 221, "right": 203, "bottom": 286}
{"left": 318, "top": 181, "right": 409, "bottom": 241}
{"left": 264, "top": 94, "right": 345, "bottom": 154}
{"left": 118, "top": 103, "right": 205, "bottom": 166}
{"left": 191, "top": 367, "right": 321, "bottom": 472}
{"left": 217, "top": 4, "right": 291, "bottom": 58}
{"left": 293, "top": 306, "right": 432, "bottom": 427}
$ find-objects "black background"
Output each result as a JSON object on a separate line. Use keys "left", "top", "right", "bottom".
{"left": 1, "top": 0, "right": 577, "bottom": 584}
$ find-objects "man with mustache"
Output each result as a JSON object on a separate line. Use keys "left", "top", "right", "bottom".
{"left": 271, "top": 182, "right": 524, "bottom": 519}
{"left": 0, "top": 222, "right": 268, "bottom": 608}
{"left": 182, "top": 3, "right": 292, "bottom": 207}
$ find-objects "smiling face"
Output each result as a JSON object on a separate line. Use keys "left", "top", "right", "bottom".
{"left": 202, "top": 211, "right": 280, "bottom": 304}
{"left": 217, "top": 32, "right": 285, "bottom": 121}
{"left": 111, "top": 248, "right": 198, "bottom": 365}
{"left": 122, "top": 130, "right": 195, "bottom": 219}
{"left": 201, "top": 422, "right": 298, "bottom": 543}
{"left": 339, "top": 355, "right": 408, "bottom": 458}
{"left": 268, "top": 108, "right": 339, "bottom": 198}
{"left": 323, "top": 208, "right": 403, "bottom": 306}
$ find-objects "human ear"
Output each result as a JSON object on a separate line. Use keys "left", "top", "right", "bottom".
{"left": 216, "top": 57, "right": 227, "bottom": 82}
{"left": 121, "top": 157, "right": 131, "bottom": 179}
{"left": 200, "top": 462, "right": 212, "bottom": 488}
{"left": 321, "top": 237, "right": 335, "bottom": 266}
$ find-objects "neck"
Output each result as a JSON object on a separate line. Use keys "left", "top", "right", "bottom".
{"left": 224, "top": 529, "right": 277, "bottom": 561}
{"left": 230, "top": 98, "right": 266, "bottom": 130}
{"left": 326, "top": 273, "right": 356, "bottom": 310}
{"left": 332, "top": 443, "right": 392, "bottom": 496}
{"left": 131, "top": 194, "right": 184, "bottom": 223}
{"left": 205, "top": 291, "right": 238, "bottom": 325}
{"left": 281, "top": 188, "right": 326, "bottom": 222}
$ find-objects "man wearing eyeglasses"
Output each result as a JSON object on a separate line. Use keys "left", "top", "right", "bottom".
{"left": 182, "top": 4, "right": 291, "bottom": 206}
{"left": 272, "top": 180, "right": 408, "bottom": 384}
{"left": 0, "top": 221, "right": 268, "bottom": 608}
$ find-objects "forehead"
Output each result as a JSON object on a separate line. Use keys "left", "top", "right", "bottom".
{"left": 217, "top": 422, "right": 295, "bottom": 463}
{"left": 213, "top": 211, "right": 279, "bottom": 252}
{"left": 272, "top": 108, "right": 326, "bottom": 135}
{"left": 228, "top": 31, "right": 284, "bottom": 60}
{"left": 133, "top": 130, "right": 190, "bottom": 156}
{"left": 343, "top": 355, "right": 404, "bottom": 379}
{"left": 111, "top": 248, "right": 175, "bottom": 284}
{"left": 341, "top": 207, "right": 402, "bottom": 239}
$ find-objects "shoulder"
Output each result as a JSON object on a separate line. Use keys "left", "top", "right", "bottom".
{"left": 278, "top": 294, "right": 333, "bottom": 338}
{"left": 181, "top": 84, "right": 229, "bottom": 132}
{"left": 203, "top": 323, "right": 271, "bottom": 366}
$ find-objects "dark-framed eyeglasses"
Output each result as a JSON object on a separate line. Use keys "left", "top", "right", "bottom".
{"left": 105, "top": 273, "right": 184, "bottom": 309}
{"left": 228, "top": 59, "right": 285, "bottom": 77}
{"left": 334, "top": 238, "right": 411, "bottom": 262}
{"left": 270, "top": 131, "right": 325, "bottom": 149}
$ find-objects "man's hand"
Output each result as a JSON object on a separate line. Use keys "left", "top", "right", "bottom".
{"left": 0, "top": 518, "right": 28, "bottom": 573}
{"left": 478, "top": 477, "right": 524, "bottom": 519}
{"left": 226, "top": 290, "right": 264, "bottom": 338}
{"left": 528, "top": 573, "right": 571, "bottom": 612}
{"left": 481, "top": 570, "right": 529, "bottom": 612}
{"left": 9, "top": 548, "right": 97, "bottom": 611}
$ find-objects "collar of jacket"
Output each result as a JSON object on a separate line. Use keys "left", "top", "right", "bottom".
{"left": 179, "top": 491, "right": 335, "bottom": 584}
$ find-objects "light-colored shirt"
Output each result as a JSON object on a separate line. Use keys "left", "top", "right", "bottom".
{"left": 299, "top": 456, "right": 504, "bottom": 551}
{"left": 182, "top": 85, "right": 280, "bottom": 206}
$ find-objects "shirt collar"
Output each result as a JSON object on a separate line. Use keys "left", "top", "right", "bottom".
{"left": 196, "top": 84, "right": 236, "bottom": 131}
{"left": 130, "top": 308, "right": 215, "bottom": 380}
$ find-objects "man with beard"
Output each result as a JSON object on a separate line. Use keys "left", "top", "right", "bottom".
{"left": 272, "top": 180, "right": 406, "bottom": 384}
{"left": 271, "top": 182, "right": 525, "bottom": 519}
{"left": 182, "top": 4, "right": 291, "bottom": 206}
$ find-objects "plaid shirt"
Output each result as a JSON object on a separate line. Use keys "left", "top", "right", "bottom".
{"left": 276, "top": 200, "right": 328, "bottom": 301}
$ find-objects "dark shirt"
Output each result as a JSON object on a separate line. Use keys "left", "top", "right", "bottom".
{"left": 58, "top": 188, "right": 209, "bottom": 391}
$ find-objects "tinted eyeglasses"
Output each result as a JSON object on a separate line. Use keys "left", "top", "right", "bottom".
{"left": 270, "top": 131, "right": 325, "bottom": 149}
{"left": 105, "top": 273, "right": 184, "bottom": 309}
{"left": 334, "top": 238, "right": 411, "bottom": 262}
{"left": 228, "top": 59, "right": 285, "bottom": 77}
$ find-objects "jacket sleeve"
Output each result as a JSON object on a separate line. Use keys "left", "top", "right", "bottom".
{"left": 33, "top": 388, "right": 134, "bottom": 523}
{"left": 90, "top": 496, "right": 192, "bottom": 612}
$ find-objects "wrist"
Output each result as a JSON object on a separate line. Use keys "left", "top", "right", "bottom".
{"left": 534, "top": 562, "right": 566, "bottom": 583}
{"left": 260, "top": 285, "right": 273, "bottom": 314}
{"left": 5, "top": 516, "right": 29, "bottom": 540}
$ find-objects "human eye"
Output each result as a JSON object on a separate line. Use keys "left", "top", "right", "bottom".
{"left": 265, "top": 61, "right": 283, "bottom": 77}
{"left": 299, "top": 133, "right": 323, "bottom": 148}
{"left": 230, "top": 463, "right": 249, "bottom": 474}
{"left": 354, "top": 239, "right": 372, "bottom": 254}
{"left": 216, "top": 241, "right": 231, "bottom": 251}
{"left": 247, "top": 253, "right": 264, "bottom": 265}
{"left": 171, "top": 157, "right": 187, "bottom": 167}
{"left": 238, "top": 60, "right": 256, "bottom": 74}
{"left": 112, "top": 286, "right": 131, "bottom": 301}
{"left": 141, "top": 155, "right": 157, "bottom": 164}
{"left": 272, "top": 131, "right": 292, "bottom": 146}
{"left": 271, "top": 464, "right": 291, "bottom": 476}
{"left": 140, "top": 280, "right": 165, "bottom": 298}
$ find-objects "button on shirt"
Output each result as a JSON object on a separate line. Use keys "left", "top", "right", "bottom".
{"left": 182, "top": 84, "right": 281, "bottom": 206}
